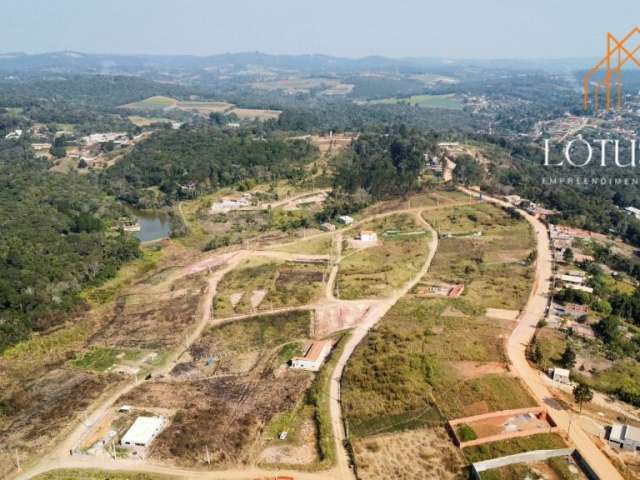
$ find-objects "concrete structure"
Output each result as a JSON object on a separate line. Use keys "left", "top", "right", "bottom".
{"left": 358, "top": 230, "right": 378, "bottom": 242}
{"left": 471, "top": 448, "right": 575, "bottom": 479}
{"left": 211, "top": 194, "right": 251, "bottom": 211}
{"left": 504, "top": 195, "right": 522, "bottom": 205}
{"left": 558, "top": 274, "right": 584, "bottom": 285}
{"left": 625, "top": 206, "right": 640, "bottom": 220}
{"left": 31, "top": 143, "right": 52, "bottom": 151}
{"left": 550, "top": 367, "right": 571, "bottom": 385}
{"left": 120, "top": 416, "right": 165, "bottom": 447}
{"left": 337, "top": 215, "right": 353, "bottom": 225}
{"left": 290, "top": 340, "right": 332, "bottom": 371}
{"left": 609, "top": 424, "right": 640, "bottom": 451}
{"left": 4, "top": 129, "right": 22, "bottom": 140}
{"left": 562, "top": 303, "right": 589, "bottom": 318}
{"left": 320, "top": 222, "right": 336, "bottom": 232}
{"left": 566, "top": 284, "right": 594, "bottom": 294}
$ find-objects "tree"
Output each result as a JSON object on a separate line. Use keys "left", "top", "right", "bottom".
{"left": 560, "top": 344, "right": 576, "bottom": 369}
{"left": 563, "top": 248, "right": 574, "bottom": 263}
{"left": 573, "top": 383, "right": 594, "bottom": 412}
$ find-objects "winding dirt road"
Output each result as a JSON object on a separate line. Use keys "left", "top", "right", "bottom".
{"left": 459, "top": 187, "right": 623, "bottom": 480}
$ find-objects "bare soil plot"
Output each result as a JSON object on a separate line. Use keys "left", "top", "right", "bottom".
{"left": 486, "top": 308, "right": 520, "bottom": 320}
{"left": 214, "top": 258, "right": 326, "bottom": 316}
{"left": 450, "top": 361, "right": 508, "bottom": 380}
{"left": 352, "top": 426, "right": 465, "bottom": 480}
{"left": 312, "top": 302, "right": 371, "bottom": 337}
{"left": 120, "top": 369, "right": 312, "bottom": 466}
{"left": 0, "top": 369, "right": 119, "bottom": 478}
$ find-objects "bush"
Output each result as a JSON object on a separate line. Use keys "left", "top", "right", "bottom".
{"left": 457, "top": 424, "right": 478, "bottom": 442}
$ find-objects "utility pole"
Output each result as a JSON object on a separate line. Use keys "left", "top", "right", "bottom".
{"left": 205, "top": 445, "right": 211, "bottom": 465}
{"left": 112, "top": 440, "right": 117, "bottom": 460}
{"left": 15, "top": 449, "right": 20, "bottom": 472}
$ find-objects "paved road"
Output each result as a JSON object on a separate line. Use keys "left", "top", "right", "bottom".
{"left": 459, "top": 187, "right": 624, "bottom": 480}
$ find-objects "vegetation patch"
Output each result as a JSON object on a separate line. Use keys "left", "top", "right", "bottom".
{"left": 463, "top": 433, "right": 567, "bottom": 463}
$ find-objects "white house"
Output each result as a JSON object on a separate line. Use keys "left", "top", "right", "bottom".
{"left": 291, "top": 340, "right": 332, "bottom": 372}
{"left": 609, "top": 424, "right": 640, "bottom": 451}
{"left": 4, "top": 129, "right": 23, "bottom": 140}
{"left": 625, "top": 206, "right": 640, "bottom": 220}
{"left": 550, "top": 367, "right": 571, "bottom": 385}
{"left": 558, "top": 274, "right": 584, "bottom": 285}
{"left": 359, "top": 230, "right": 378, "bottom": 242}
{"left": 337, "top": 215, "right": 354, "bottom": 225}
{"left": 211, "top": 195, "right": 251, "bottom": 211}
{"left": 120, "top": 416, "right": 165, "bottom": 447}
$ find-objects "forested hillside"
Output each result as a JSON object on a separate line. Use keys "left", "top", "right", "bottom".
{"left": 0, "top": 158, "right": 139, "bottom": 352}
{"left": 104, "top": 127, "right": 318, "bottom": 206}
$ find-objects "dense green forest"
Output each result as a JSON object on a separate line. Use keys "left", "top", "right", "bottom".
{"left": 103, "top": 127, "right": 317, "bottom": 207}
{"left": 0, "top": 158, "right": 139, "bottom": 352}
{"left": 331, "top": 128, "right": 439, "bottom": 200}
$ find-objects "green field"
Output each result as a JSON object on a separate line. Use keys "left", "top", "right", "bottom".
{"left": 72, "top": 347, "right": 142, "bottom": 371}
{"left": 33, "top": 470, "right": 176, "bottom": 480}
{"left": 369, "top": 94, "right": 463, "bottom": 110}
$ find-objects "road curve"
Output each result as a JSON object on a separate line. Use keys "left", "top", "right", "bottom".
{"left": 329, "top": 214, "right": 439, "bottom": 480}
{"left": 459, "top": 187, "right": 623, "bottom": 480}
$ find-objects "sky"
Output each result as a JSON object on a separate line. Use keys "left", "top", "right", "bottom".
{"left": 2, "top": 0, "right": 639, "bottom": 59}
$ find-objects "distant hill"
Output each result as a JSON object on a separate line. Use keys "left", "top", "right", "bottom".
{"left": 0, "top": 51, "right": 600, "bottom": 75}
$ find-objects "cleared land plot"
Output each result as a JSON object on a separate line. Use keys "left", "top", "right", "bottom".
{"left": 120, "top": 96, "right": 177, "bottom": 110}
{"left": 228, "top": 107, "right": 281, "bottom": 120}
{"left": 369, "top": 94, "right": 463, "bottom": 110}
{"left": 127, "top": 116, "right": 173, "bottom": 127}
{"left": 214, "top": 258, "right": 326, "bottom": 316}
{"left": 352, "top": 426, "right": 465, "bottom": 480}
{"left": 337, "top": 213, "right": 431, "bottom": 299}
{"left": 343, "top": 203, "right": 537, "bottom": 439}
{"left": 33, "top": 470, "right": 175, "bottom": 480}
{"left": 479, "top": 456, "right": 589, "bottom": 480}
{"left": 119, "top": 367, "right": 312, "bottom": 467}
{"left": 266, "top": 235, "right": 334, "bottom": 255}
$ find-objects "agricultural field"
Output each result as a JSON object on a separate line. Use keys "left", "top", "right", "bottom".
{"left": 342, "top": 202, "right": 537, "bottom": 474}
{"left": 213, "top": 257, "right": 327, "bottom": 316}
{"left": 336, "top": 213, "right": 431, "bottom": 299}
{"left": 127, "top": 115, "right": 174, "bottom": 127}
{"left": 33, "top": 470, "right": 175, "bottom": 480}
{"left": 267, "top": 235, "right": 334, "bottom": 255}
{"left": 251, "top": 77, "right": 354, "bottom": 96}
{"left": 119, "top": 96, "right": 280, "bottom": 120}
{"left": 368, "top": 94, "right": 463, "bottom": 110}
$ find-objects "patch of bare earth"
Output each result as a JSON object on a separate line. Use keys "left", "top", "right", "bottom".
{"left": 119, "top": 368, "right": 312, "bottom": 467}
{"left": 352, "top": 426, "right": 464, "bottom": 480}
{"left": 449, "top": 361, "right": 509, "bottom": 380}
{"left": 259, "top": 419, "right": 318, "bottom": 465}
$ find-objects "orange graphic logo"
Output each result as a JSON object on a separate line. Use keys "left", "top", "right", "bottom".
{"left": 583, "top": 27, "right": 640, "bottom": 112}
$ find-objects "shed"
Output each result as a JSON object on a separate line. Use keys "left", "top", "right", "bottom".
{"left": 609, "top": 424, "right": 640, "bottom": 451}
{"left": 120, "top": 416, "right": 165, "bottom": 447}
{"left": 550, "top": 367, "right": 571, "bottom": 385}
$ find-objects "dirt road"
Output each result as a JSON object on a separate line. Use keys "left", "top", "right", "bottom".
{"left": 459, "top": 187, "right": 624, "bottom": 480}
{"left": 329, "top": 216, "right": 439, "bottom": 480}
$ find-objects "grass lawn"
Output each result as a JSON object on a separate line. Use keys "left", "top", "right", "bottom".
{"left": 463, "top": 433, "right": 567, "bottom": 463}
{"left": 141, "top": 96, "right": 176, "bottom": 106}
{"left": 369, "top": 94, "right": 463, "bottom": 110}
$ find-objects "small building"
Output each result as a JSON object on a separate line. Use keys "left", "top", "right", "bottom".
{"left": 211, "top": 195, "right": 251, "bottom": 211}
{"left": 565, "top": 284, "right": 594, "bottom": 294}
{"left": 120, "top": 416, "right": 165, "bottom": 447}
{"left": 291, "top": 340, "right": 332, "bottom": 372}
{"left": 337, "top": 215, "right": 354, "bottom": 225}
{"left": 625, "top": 207, "right": 640, "bottom": 220}
{"left": 359, "top": 230, "right": 378, "bottom": 242}
{"left": 562, "top": 303, "right": 589, "bottom": 318}
{"left": 226, "top": 122, "right": 240, "bottom": 128}
{"left": 504, "top": 195, "right": 522, "bottom": 205}
{"left": 574, "top": 253, "right": 595, "bottom": 263}
{"left": 558, "top": 274, "right": 584, "bottom": 285}
{"left": 31, "top": 143, "right": 52, "bottom": 151}
{"left": 550, "top": 367, "right": 571, "bottom": 385}
{"left": 320, "top": 222, "right": 336, "bottom": 232}
{"left": 609, "top": 424, "right": 640, "bottom": 451}
{"left": 4, "top": 129, "right": 23, "bottom": 140}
